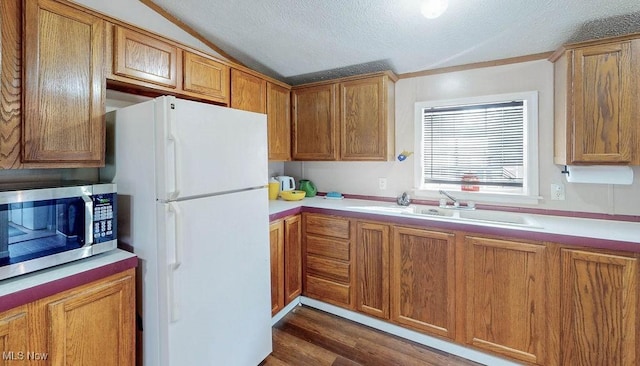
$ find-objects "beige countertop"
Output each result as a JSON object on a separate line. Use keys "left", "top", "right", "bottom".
{"left": 0, "top": 249, "right": 137, "bottom": 311}
{"left": 270, "top": 196, "right": 640, "bottom": 249}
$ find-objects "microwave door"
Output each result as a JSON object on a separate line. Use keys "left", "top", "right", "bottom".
{"left": 0, "top": 184, "right": 117, "bottom": 281}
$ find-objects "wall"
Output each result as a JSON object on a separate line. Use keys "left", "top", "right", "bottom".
{"left": 285, "top": 60, "right": 640, "bottom": 216}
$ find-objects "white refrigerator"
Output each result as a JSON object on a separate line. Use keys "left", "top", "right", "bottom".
{"left": 101, "top": 96, "right": 272, "bottom": 366}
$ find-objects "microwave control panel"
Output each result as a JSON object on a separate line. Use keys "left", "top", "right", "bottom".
{"left": 93, "top": 193, "right": 117, "bottom": 243}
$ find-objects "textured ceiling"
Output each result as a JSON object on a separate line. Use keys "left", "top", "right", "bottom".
{"left": 148, "top": 0, "right": 640, "bottom": 85}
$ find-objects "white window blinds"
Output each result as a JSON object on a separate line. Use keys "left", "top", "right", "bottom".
{"left": 421, "top": 100, "right": 524, "bottom": 187}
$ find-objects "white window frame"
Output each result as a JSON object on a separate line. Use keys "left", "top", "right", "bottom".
{"left": 413, "top": 91, "right": 540, "bottom": 205}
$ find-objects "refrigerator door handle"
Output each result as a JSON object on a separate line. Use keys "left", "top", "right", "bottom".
{"left": 168, "top": 202, "right": 182, "bottom": 322}
{"left": 168, "top": 131, "right": 182, "bottom": 201}
{"left": 168, "top": 202, "right": 183, "bottom": 270}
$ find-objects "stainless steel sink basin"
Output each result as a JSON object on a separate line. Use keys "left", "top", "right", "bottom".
{"left": 354, "top": 204, "right": 542, "bottom": 228}
{"left": 456, "top": 210, "right": 541, "bottom": 227}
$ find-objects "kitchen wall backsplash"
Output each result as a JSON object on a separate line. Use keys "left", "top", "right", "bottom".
{"left": 285, "top": 60, "right": 640, "bottom": 217}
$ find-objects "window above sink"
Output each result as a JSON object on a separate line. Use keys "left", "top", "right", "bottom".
{"left": 413, "top": 91, "right": 541, "bottom": 205}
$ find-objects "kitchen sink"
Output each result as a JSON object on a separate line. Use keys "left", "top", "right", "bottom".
{"left": 355, "top": 204, "right": 542, "bottom": 228}
{"left": 456, "top": 209, "right": 541, "bottom": 227}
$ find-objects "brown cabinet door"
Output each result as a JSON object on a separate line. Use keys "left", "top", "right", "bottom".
{"left": 292, "top": 84, "right": 338, "bottom": 160}
{"left": 269, "top": 220, "right": 285, "bottom": 315}
{"left": 113, "top": 26, "right": 179, "bottom": 89}
{"left": 356, "top": 221, "right": 390, "bottom": 319}
{"left": 0, "top": 0, "right": 22, "bottom": 169}
{"left": 561, "top": 249, "right": 637, "bottom": 366}
{"left": 284, "top": 215, "right": 302, "bottom": 305}
{"left": 391, "top": 227, "right": 455, "bottom": 339}
{"left": 465, "top": 236, "right": 546, "bottom": 365}
{"left": 230, "top": 69, "right": 266, "bottom": 113}
{"left": 23, "top": 0, "right": 105, "bottom": 166}
{"left": 44, "top": 270, "right": 135, "bottom": 366}
{"left": 0, "top": 306, "right": 28, "bottom": 362}
{"left": 184, "top": 52, "right": 230, "bottom": 104}
{"left": 571, "top": 42, "right": 634, "bottom": 164}
{"left": 267, "top": 82, "right": 291, "bottom": 161}
{"left": 340, "top": 76, "right": 388, "bottom": 160}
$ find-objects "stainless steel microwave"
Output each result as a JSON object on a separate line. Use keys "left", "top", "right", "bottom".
{"left": 0, "top": 182, "right": 117, "bottom": 281}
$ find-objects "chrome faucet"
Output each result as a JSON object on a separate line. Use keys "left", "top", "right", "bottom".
{"left": 439, "top": 190, "right": 458, "bottom": 205}
{"left": 439, "top": 190, "right": 475, "bottom": 209}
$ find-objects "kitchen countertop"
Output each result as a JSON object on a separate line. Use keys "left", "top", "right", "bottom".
{"left": 270, "top": 196, "right": 640, "bottom": 251}
{"left": 0, "top": 249, "right": 137, "bottom": 313}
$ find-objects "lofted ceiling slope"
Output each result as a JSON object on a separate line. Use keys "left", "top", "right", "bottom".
{"left": 146, "top": 0, "right": 640, "bottom": 85}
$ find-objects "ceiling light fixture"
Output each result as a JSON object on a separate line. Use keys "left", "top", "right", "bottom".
{"left": 421, "top": 0, "right": 448, "bottom": 19}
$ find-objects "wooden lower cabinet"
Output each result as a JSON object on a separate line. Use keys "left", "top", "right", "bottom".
{"left": 355, "top": 221, "right": 390, "bottom": 319}
{"left": 303, "top": 213, "right": 354, "bottom": 308}
{"left": 284, "top": 215, "right": 303, "bottom": 305}
{"left": 560, "top": 249, "right": 638, "bottom": 366}
{"left": 269, "top": 220, "right": 285, "bottom": 315}
{"left": 302, "top": 212, "right": 640, "bottom": 366}
{"left": 270, "top": 214, "right": 302, "bottom": 316}
{"left": 391, "top": 226, "right": 456, "bottom": 339}
{"left": 464, "top": 236, "right": 547, "bottom": 365}
{"left": 0, "top": 269, "right": 135, "bottom": 365}
{"left": 0, "top": 306, "right": 28, "bottom": 363}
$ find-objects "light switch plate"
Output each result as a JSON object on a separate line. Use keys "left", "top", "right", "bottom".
{"left": 378, "top": 178, "right": 387, "bottom": 190}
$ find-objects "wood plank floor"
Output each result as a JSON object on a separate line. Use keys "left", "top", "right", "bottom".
{"left": 261, "top": 306, "right": 482, "bottom": 366}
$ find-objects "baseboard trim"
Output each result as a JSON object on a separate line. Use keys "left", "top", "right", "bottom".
{"left": 271, "top": 297, "right": 301, "bottom": 326}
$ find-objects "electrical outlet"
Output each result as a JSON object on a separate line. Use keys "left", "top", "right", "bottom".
{"left": 378, "top": 178, "right": 387, "bottom": 190}
{"left": 551, "top": 183, "right": 565, "bottom": 200}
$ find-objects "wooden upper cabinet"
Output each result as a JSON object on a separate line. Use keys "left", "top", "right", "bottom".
{"left": 113, "top": 25, "right": 180, "bottom": 89}
{"left": 464, "top": 236, "right": 547, "bottom": 365}
{"left": 23, "top": 0, "right": 105, "bottom": 166}
{"left": 340, "top": 75, "right": 395, "bottom": 161}
{"left": 391, "top": 226, "right": 456, "bottom": 339}
{"left": 0, "top": 0, "right": 22, "bottom": 169}
{"left": 561, "top": 249, "right": 637, "bottom": 366}
{"left": 292, "top": 84, "right": 339, "bottom": 160}
{"left": 184, "top": 51, "right": 230, "bottom": 104}
{"left": 230, "top": 68, "right": 266, "bottom": 113}
{"left": 292, "top": 72, "right": 396, "bottom": 161}
{"left": 267, "top": 82, "right": 291, "bottom": 161}
{"left": 554, "top": 37, "right": 639, "bottom": 165}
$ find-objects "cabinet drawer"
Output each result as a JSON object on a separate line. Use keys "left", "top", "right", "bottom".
{"left": 306, "top": 255, "right": 350, "bottom": 283}
{"left": 305, "top": 275, "right": 351, "bottom": 306}
{"left": 305, "top": 214, "right": 350, "bottom": 239}
{"left": 306, "top": 235, "right": 350, "bottom": 261}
